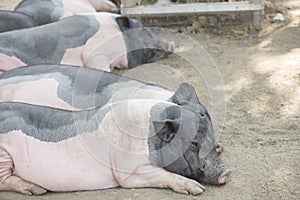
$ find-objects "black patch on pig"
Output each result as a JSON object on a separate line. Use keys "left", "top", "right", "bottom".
{"left": 0, "top": 10, "right": 37, "bottom": 33}
{"left": 15, "top": 0, "right": 64, "bottom": 25}
{"left": 0, "top": 15, "right": 99, "bottom": 65}
{"left": 0, "top": 102, "right": 110, "bottom": 142}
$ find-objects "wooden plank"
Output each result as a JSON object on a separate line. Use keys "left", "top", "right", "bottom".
{"left": 121, "top": 2, "right": 264, "bottom": 17}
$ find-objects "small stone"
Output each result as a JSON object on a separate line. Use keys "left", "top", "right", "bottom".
{"left": 256, "top": 138, "right": 264, "bottom": 145}
{"left": 257, "top": 141, "right": 264, "bottom": 145}
{"left": 272, "top": 13, "right": 285, "bottom": 22}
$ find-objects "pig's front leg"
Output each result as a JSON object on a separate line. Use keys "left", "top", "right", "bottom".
{"left": 88, "top": 0, "right": 119, "bottom": 13}
{"left": 83, "top": 54, "right": 112, "bottom": 72}
{"left": 115, "top": 164, "right": 205, "bottom": 195}
{"left": 0, "top": 175, "right": 47, "bottom": 195}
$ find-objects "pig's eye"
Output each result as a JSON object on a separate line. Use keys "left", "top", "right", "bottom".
{"left": 191, "top": 141, "right": 198, "bottom": 146}
{"left": 199, "top": 113, "right": 206, "bottom": 120}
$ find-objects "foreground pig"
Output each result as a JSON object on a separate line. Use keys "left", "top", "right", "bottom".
{"left": 0, "top": 13, "right": 174, "bottom": 73}
{"left": 0, "top": 11, "right": 37, "bottom": 32}
{"left": 0, "top": 64, "right": 224, "bottom": 154}
{"left": 0, "top": 85, "right": 229, "bottom": 195}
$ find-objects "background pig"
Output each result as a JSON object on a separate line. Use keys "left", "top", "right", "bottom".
{"left": 0, "top": 13, "right": 174, "bottom": 73}
{"left": 0, "top": 11, "right": 37, "bottom": 32}
{"left": 0, "top": 64, "right": 223, "bottom": 154}
{"left": 0, "top": 85, "right": 229, "bottom": 195}
{"left": 14, "top": 0, "right": 119, "bottom": 26}
{"left": 0, "top": 0, "right": 119, "bottom": 33}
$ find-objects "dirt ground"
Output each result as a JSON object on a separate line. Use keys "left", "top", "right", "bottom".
{"left": 0, "top": 0, "right": 299, "bottom": 200}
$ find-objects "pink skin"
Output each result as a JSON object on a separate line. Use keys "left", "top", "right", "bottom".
{"left": 62, "top": 13, "right": 128, "bottom": 71}
{"left": 0, "top": 79, "right": 77, "bottom": 110}
{"left": 0, "top": 101, "right": 206, "bottom": 195}
{"left": 61, "top": 0, "right": 119, "bottom": 18}
{"left": 0, "top": 54, "right": 26, "bottom": 72}
{"left": 87, "top": 0, "right": 119, "bottom": 12}
{"left": 218, "top": 170, "right": 231, "bottom": 184}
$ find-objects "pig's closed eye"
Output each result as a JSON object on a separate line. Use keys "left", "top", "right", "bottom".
{"left": 199, "top": 113, "right": 206, "bottom": 120}
{"left": 191, "top": 141, "right": 198, "bottom": 146}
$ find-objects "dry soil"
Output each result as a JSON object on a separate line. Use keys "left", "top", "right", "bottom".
{"left": 0, "top": 0, "right": 299, "bottom": 200}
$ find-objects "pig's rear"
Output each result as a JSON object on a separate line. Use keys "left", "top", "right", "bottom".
{"left": 0, "top": 102, "right": 119, "bottom": 191}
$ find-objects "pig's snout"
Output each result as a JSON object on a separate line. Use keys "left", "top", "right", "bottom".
{"left": 216, "top": 143, "right": 224, "bottom": 154}
{"left": 168, "top": 41, "right": 175, "bottom": 53}
{"left": 218, "top": 170, "right": 231, "bottom": 184}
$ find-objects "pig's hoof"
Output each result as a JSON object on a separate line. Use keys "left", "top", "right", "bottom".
{"left": 20, "top": 184, "right": 47, "bottom": 195}
{"left": 172, "top": 177, "right": 205, "bottom": 195}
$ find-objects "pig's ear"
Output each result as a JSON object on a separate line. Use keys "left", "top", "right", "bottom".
{"left": 116, "top": 16, "right": 131, "bottom": 32}
{"left": 170, "top": 82, "right": 200, "bottom": 105}
{"left": 150, "top": 104, "right": 181, "bottom": 142}
{"left": 152, "top": 119, "right": 180, "bottom": 142}
{"left": 170, "top": 82, "right": 207, "bottom": 114}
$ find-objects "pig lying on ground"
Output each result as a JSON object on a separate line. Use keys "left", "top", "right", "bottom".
{"left": 15, "top": 0, "right": 119, "bottom": 25}
{"left": 0, "top": 64, "right": 224, "bottom": 154}
{"left": 0, "top": 0, "right": 119, "bottom": 33}
{"left": 0, "top": 12, "right": 174, "bottom": 73}
{"left": 0, "top": 84, "right": 229, "bottom": 195}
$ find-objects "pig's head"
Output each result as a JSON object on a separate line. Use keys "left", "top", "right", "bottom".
{"left": 148, "top": 83, "right": 229, "bottom": 185}
{"left": 115, "top": 16, "right": 174, "bottom": 68}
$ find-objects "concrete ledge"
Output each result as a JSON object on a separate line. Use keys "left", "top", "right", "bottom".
{"left": 121, "top": 2, "right": 264, "bottom": 17}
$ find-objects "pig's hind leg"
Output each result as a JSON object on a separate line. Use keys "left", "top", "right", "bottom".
{"left": 0, "top": 148, "right": 47, "bottom": 195}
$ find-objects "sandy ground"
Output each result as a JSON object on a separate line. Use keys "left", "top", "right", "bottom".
{"left": 0, "top": 0, "right": 299, "bottom": 199}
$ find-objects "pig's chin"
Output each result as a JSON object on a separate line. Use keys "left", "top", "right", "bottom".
{"left": 201, "top": 178, "right": 219, "bottom": 185}
{"left": 200, "top": 171, "right": 230, "bottom": 185}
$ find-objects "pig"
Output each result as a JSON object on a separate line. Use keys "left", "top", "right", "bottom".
{"left": 0, "top": 64, "right": 223, "bottom": 154}
{"left": 0, "top": 83, "right": 229, "bottom": 195}
{"left": 0, "top": 11, "right": 37, "bottom": 32}
{"left": 15, "top": 0, "right": 119, "bottom": 24}
{"left": 0, "top": 0, "right": 119, "bottom": 33}
{"left": 0, "top": 12, "right": 174, "bottom": 73}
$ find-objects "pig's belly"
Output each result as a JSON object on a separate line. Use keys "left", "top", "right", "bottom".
{"left": 0, "top": 131, "right": 119, "bottom": 191}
